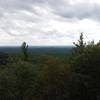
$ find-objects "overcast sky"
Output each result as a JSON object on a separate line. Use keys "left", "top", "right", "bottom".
{"left": 0, "top": 0, "right": 100, "bottom": 46}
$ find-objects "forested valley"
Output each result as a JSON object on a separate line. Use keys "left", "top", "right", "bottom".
{"left": 0, "top": 33, "right": 100, "bottom": 100}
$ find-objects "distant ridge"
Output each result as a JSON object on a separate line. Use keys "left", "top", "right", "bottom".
{"left": 0, "top": 46, "right": 73, "bottom": 54}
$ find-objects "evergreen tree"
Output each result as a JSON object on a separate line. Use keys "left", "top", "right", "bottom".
{"left": 21, "top": 42, "right": 28, "bottom": 61}
{"left": 73, "top": 32, "right": 85, "bottom": 48}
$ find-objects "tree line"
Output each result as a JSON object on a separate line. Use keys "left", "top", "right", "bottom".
{"left": 0, "top": 33, "right": 100, "bottom": 100}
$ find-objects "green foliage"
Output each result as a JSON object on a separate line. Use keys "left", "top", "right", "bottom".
{"left": 73, "top": 33, "right": 86, "bottom": 48}
{"left": 1, "top": 32, "right": 100, "bottom": 100}
{"left": 21, "top": 42, "right": 28, "bottom": 61}
{"left": 36, "top": 56, "right": 73, "bottom": 100}
{"left": 0, "top": 61, "right": 38, "bottom": 99}
{"left": 70, "top": 33, "right": 100, "bottom": 99}
{"left": 0, "top": 52, "right": 9, "bottom": 65}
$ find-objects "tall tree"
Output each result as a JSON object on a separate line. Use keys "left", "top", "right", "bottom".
{"left": 73, "top": 32, "right": 85, "bottom": 48}
{"left": 21, "top": 42, "right": 28, "bottom": 61}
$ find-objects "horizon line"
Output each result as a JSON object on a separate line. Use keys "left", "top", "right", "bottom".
{"left": 0, "top": 45, "right": 74, "bottom": 47}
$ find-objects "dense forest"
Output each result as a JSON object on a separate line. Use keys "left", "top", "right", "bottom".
{"left": 0, "top": 33, "right": 100, "bottom": 100}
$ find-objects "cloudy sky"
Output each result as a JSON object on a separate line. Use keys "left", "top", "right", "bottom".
{"left": 0, "top": 0, "right": 100, "bottom": 46}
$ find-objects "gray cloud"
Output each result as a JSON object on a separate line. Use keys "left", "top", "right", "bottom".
{"left": 53, "top": 3, "right": 100, "bottom": 21}
{"left": 0, "top": 0, "right": 100, "bottom": 45}
{"left": 34, "top": 0, "right": 100, "bottom": 21}
{"left": 0, "top": 0, "right": 100, "bottom": 21}
{"left": 0, "top": 0, "right": 33, "bottom": 10}
{"left": 24, "top": 0, "right": 100, "bottom": 21}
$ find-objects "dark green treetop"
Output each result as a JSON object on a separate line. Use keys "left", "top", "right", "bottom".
{"left": 21, "top": 42, "right": 28, "bottom": 61}
{"left": 73, "top": 33, "right": 86, "bottom": 48}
